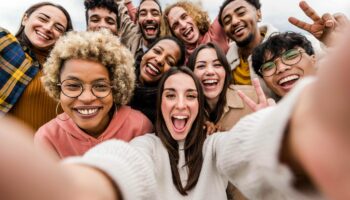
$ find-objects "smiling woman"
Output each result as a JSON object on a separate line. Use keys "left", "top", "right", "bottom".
{"left": 34, "top": 30, "right": 153, "bottom": 159}
{"left": 0, "top": 2, "right": 73, "bottom": 130}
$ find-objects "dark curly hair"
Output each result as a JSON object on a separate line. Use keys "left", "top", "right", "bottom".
{"left": 218, "top": 0, "right": 261, "bottom": 26}
{"left": 84, "top": 0, "right": 119, "bottom": 29}
{"left": 252, "top": 32, "right": 315, "bottom": 77}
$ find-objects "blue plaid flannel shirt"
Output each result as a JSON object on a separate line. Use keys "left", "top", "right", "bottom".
{"left": 0, "top": 27, "right": 39, "bottom": 114}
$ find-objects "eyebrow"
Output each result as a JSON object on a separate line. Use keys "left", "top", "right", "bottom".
{"left": 163, "top": 88, "right": 197, "bottom": 92}
{"left": 234, "top": 6, "right": 246, "bottom": 13}
{"left": 39, "top": 12, "right": 65, "bottom": 29}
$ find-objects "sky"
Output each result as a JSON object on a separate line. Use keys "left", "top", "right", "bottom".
{"left": 0, "top": 0, "right": 349, "bottom": 35}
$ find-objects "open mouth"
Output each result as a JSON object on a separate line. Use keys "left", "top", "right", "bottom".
{"left": 278, "top": 74, "right": 300, "bottom": 89}
{"left": 142, "top": 22, "right": 158, "bottom": 36}
{"left": 232, "top": 25, "right": 245, "bottom": 37}
{"left": 36, "top": 31, "right": 51, "bottom": 40}
{"left": 202, "top": 79, "right": 219, "bottom": 89}
{"left": 74, "top": 107, "right": 101, "bottom": 118}
{"left": 182, "top": 27, "right": 193, "bottom": 38}
{"left": 145, "top": 63, "right": 161, "bottom": 76}
{"left": 171, "top": 115, "right": 188, "bottom": 132}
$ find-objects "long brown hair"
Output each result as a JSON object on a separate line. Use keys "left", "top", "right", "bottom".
{"left": 15, "top": 2, "right": 73, "bottom": 47}
{"left": 188, "top": 42, "right": 232, "bottom": 123}
{"left": 155, "top": 66, "right": 206, "bottom": 195}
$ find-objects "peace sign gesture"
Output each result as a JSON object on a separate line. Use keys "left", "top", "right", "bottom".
{"left": 288, "top": 1, "right": 349, "bottom": 46}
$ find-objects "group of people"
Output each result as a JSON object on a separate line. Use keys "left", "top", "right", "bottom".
{"left": 0, "top": 0, "right": 350, "bottom": 199}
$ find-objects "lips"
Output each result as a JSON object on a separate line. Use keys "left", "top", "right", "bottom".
{"left": 74, "top": 106, "right": 101, "bottom": 118}
{"left": 145, "top": 63, "right": 161, "bottom": 76}
{"left": 232, "top": 25, "right": 245, "bottom": 37}
{"left": 142, "top": 21, "right": 159, "bottom": 36}
{"left": 36, "top": 30, "right": 51, "bottom": 40}
{"left": 202, "top": 79, "right": 219, "bottom": 90}
{"left": 277, "top": 74, "right": 300, "bottom": 91}
{"left": 171, "top": 115, "right": 188, "bottom": 132}
{"left": 182, "top": 27, "right": 193, "bottom": 39}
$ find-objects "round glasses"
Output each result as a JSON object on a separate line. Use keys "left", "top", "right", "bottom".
{"left": 259, "top": 49, "right": 305, "bottom": 77}
{"left": 57, "top": 79, "right": 114, "bottom": 98}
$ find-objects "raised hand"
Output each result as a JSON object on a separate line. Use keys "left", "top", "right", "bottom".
{"left": 237, "top": 78, "right": 275, "bottom": 112}
{"left": 288, "top": 1, "right": 349, "bottom": 46}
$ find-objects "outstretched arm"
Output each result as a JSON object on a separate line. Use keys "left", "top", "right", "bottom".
{"left": 0, "top": 117, "right": 119, "bottom": 200}
{"left": 288, "top": 1, "right": 349, "bottom": 46}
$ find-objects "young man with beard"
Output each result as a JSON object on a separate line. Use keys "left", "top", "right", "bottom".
{"left": 116, "top": 0, "right": 162, "bottom": 59}
{"left": 84, "top": 0, "right": 119, "bottom": 36}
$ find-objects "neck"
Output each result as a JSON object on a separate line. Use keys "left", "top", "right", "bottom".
{"left": 207, "top": 97, "right": 219, "bottom": 113}
{"left": 239, "top": 30, "right": 263, "bottom": 59}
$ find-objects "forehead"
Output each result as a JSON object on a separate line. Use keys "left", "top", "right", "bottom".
{"left": 139, "top": 1, "right": 160, "bottom": 11}
{"left": 196, "top": 48, "right": 217, "bottom": 61}
{"left": 167, "top": 6, "right": 187, "bottom": 24}
{"left": 222, "top": 0, "right": 256, "bottom": 16}
{"left": 31, "top": 5, "right": 67, "bottom": 23}
{"left": 153, "top": 39, "right": 180, "bottom": 57}
{"left": 164, "top": 73, "right": 196, "bottom": 90}
{"left": 88, "top": 7, "right": 117, "bottom": 18}
{"left": 61, "top": 59, "right": 109, "bottom": 78}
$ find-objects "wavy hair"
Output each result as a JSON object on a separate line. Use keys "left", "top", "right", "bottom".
{"left": 163, "top": 1, "right": 210, "bottom": 38}
{"left": 42, "top": 30, "right": 135, "bottom": 106}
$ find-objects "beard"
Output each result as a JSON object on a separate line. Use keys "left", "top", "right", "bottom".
{"left": 139, "top": 21, "right": 160, "bottom": 44}
{"left": 236, "top": 32, "right": 254, "bottom": 47}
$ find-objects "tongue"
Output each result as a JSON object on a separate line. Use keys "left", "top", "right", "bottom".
{"left": 281, "top": 79, "right": 297, "bottom": 87}
{"left": 173, "top": 118, "right": 186, "bottom": 130}
{"left": 146, "top": 29, "right": 156, "bottom": 35}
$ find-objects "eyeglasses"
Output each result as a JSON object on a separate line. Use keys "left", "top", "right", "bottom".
{"left": 57, "top": 79, "right": 114, "bottom": 98}
{"left": 259, "top": 49, "right": 305, "bottom": 77}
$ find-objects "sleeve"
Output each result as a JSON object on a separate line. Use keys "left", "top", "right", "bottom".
{"left": 64, "top": 139, "right": 158, "bottom": 200}
{"left": 34, "top": 126, "right": 61, "bottom": 160}
{"left": 212, "top": 78, "right": 316, "bottom": 199}
{"left": 125, "top": 1, "right": 137, "bottom": 23}
{"left": 115, "top": 0, "right": 139, "bottom": 46}
{"left": 207, "top": 17, "right": 229, "bottom": 53}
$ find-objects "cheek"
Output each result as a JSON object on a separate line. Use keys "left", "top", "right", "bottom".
{"left": 60, "top": 95, "right": 74, "bottom": 113}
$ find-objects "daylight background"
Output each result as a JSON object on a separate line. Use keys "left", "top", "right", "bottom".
{"left": 1, "top": 0, "right": 349, "bottom": 35}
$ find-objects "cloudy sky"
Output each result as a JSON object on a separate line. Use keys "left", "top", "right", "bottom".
{"left": 1, "top": 0, "right": 349, "bottom": 34}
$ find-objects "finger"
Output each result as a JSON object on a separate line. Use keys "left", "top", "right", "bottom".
{"left": 252, "top": 78, "right": 267, "bottom": 103}
{"left": 322, "top": 13, "right": 335, "bottom": 28}
{"left": 237, "top": 90, "right": 257, "bottom": 111}
{"left": 333, "top": 13, "right": 349, "bottom": 27}
{"left": 289, "top": 17, "right": 313, "bottom": 33}
{"left": 299, "top": 1, "right": 321, "bottom": 22}
{"left": 267, "top": 98, "right": 276, "bottom": 106}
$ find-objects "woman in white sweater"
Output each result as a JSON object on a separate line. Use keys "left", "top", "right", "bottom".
{"left": 1, "top": 27, "right": 350, "bottom": 200}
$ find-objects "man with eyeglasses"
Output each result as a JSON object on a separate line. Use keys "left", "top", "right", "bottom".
{"left": 251, "top": 32, "right": 317, "bottom": 99}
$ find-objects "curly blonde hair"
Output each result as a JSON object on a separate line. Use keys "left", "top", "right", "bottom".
{"left": 42, "top": 30, "right": 135, "bottom": 106}
{"left": 162, "top": 1, "right": 210, "bottom": 38}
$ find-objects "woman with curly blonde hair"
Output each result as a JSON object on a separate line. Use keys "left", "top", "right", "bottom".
{"left": 163, "top": 1, "right": 229, "bottom": 63}
{"left": 34, "top": 30, "right": 153, "bottom": 159}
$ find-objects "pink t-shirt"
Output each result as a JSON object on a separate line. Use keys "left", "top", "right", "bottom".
{"left": 34, "top": 106, "right": 153, "bottom": 159}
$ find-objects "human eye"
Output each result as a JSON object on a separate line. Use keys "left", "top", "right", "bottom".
{"left": 283, "top": 49, "right": 300, "bottom": 60}
{"left": 236, "top": 8, "right": 246, "bottom": 17}
{"left": 152, "top": 10, "right": 160, "bottom": 17}
{"left": 171, "top": 22, "right": 178, "bottom": 30}
{"left": 164, "top": 91, "right": 176, "bottom": 99}
{"left": 223, "top": 16, "right": 231, "bottom": 26}
{"left": 139, "top": 10, "right": 147, "bottom": 17}
{"left": 106, "top": 18, "right": 116, "bottom": 25}
{"left": 152, "top": 47, "right": 161, "bottom": 55}
{"left": 186, "top": 92, "right": 198, "bottom": 100}
{"left": 54, "top": 25, "right": 65, "bottom": 33}
{"left": 90, "top": 16, "right": 99, "bottom": 23}
{"left": 38, "top": 16, "right": 48, "bottom": 22}
{"left": 261, "top": 62, "right": 275, "bottom": 72}
{"left": 180, "top": 13, "right": 187, "bottom": 20}
{"left": 166, "top": 57, "right": 175, "bottom": 66}
{"left": 62, "top": 81, "right": 81, "bottom": 91}
{"left": 93, "top": 82, "right": 110, "bottom": 92}
{"left": 213, "top": 61, "right": 223, "bottom": 68}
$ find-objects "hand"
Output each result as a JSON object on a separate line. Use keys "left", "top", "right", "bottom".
{"left": 203, "top": 121, "right": 221, "bottom": 135}
{"left": 288, "top": 1, "right": 349, "bottom": 46}
{"left": 237, "top": 78, "right": 275, "bottom": 112}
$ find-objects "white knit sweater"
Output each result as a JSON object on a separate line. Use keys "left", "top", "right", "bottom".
{"left": 65, "top": 78, "right": 324, "bottom": 200}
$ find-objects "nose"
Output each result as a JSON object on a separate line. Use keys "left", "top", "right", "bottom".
{"left": 231, "top": 16, "right": 240, "bottom": 27}
{"left": 205, "top": 65, "right": 215, "bottom": 75}
{"left": 275, "top": 60, "right": 291, "bottom": 74}
{"left": 146, "top": 12, "right": 155, "bottom": 21}
{"left": 179, "top": 19, "right": 187, "bottom": 30}
{"left": 78, "top": 86, "right": 96, "bottom": 102}
{"left": 155, "top": 54, "right": 165, "bottom": 67}
{"left": 175, "top": 95, "right": 186, "bottom": 109}
{"left": 42, "top": 22, "right": 54, "bottom": 32}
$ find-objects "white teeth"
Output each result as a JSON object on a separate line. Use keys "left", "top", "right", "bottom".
{"left": 147, "top": 63, "right": 160, "bottom": 73}
{"left": 173, "top": 115, "right": 188, "bottom": 120}
{"left": 36, "top": 31, "right": 50, "bottom": 40}
{"left": 183, "top": 28, "right": 192, "bottom": 37}
{"left": 146, "top": 25, "right": 155, "bottom": 29}
{"left": 203, "top": 79, "right": 218, "bottom": 84}
{"left": 278, "top": 75, "right": 299, "bottom": 85}
{"left": 234, "top": 27, "right": 244, "bottom": 34}
{"left": 77, "top": 108, "right": 98, "bottom": 115}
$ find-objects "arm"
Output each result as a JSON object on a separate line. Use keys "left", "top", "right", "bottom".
{"left": 0, "top": 117, "right": 119, "bottom": 200}
{"left": 124, "top": 0, "right": 137, "bottom": 23}
{"left": 207, "top": 17, "right": 230, "bottom": 53}
{"left": 288, "top": 1, "right": 349, "bottom": 47}
{"left": 34, "top": 129, "right": 61, "bottom": 160}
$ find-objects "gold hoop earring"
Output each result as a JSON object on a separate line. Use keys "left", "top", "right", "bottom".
{"left": 56, "top": 101, "right": 69, "bottom": 121}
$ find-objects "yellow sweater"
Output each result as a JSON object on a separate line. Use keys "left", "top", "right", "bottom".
{"left": 8, "top": 70, "right": 57, "bottom": 131}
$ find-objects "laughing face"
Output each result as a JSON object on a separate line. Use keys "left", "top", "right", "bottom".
{"left": 59, "top": 58, "right": 113, "bottom": 136}
{"left": 139, "top": 39, "right": 181, "bottom": 85}
{"left": 22, "top": 5, "right": 68, "bottom": 50}
{"left": 138, "top": 1, "right": 161, "bottom": 43}
{"left": 161, "top": 72, "right": 199, "bottom": 141}
{"left": 193, "top": 48, "right": 226, "bottom": 106}
{"left": 167, "top": 6, "right": 200, "bottom": 45}
{"left": 220, "top": 0, "right": 261, "bottom": 47}
{"left": 263, "top": 48, "right": 316, "bottom": 97}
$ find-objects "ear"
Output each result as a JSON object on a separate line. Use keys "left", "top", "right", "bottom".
{"left": 310, "top": 54, "right": 316, "bottom": 64}
{"left": 21, "top": 14, "right": 28, "bottom": 26}
{"left": 256, "top": 9, "right": 262, "bottom": 22}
